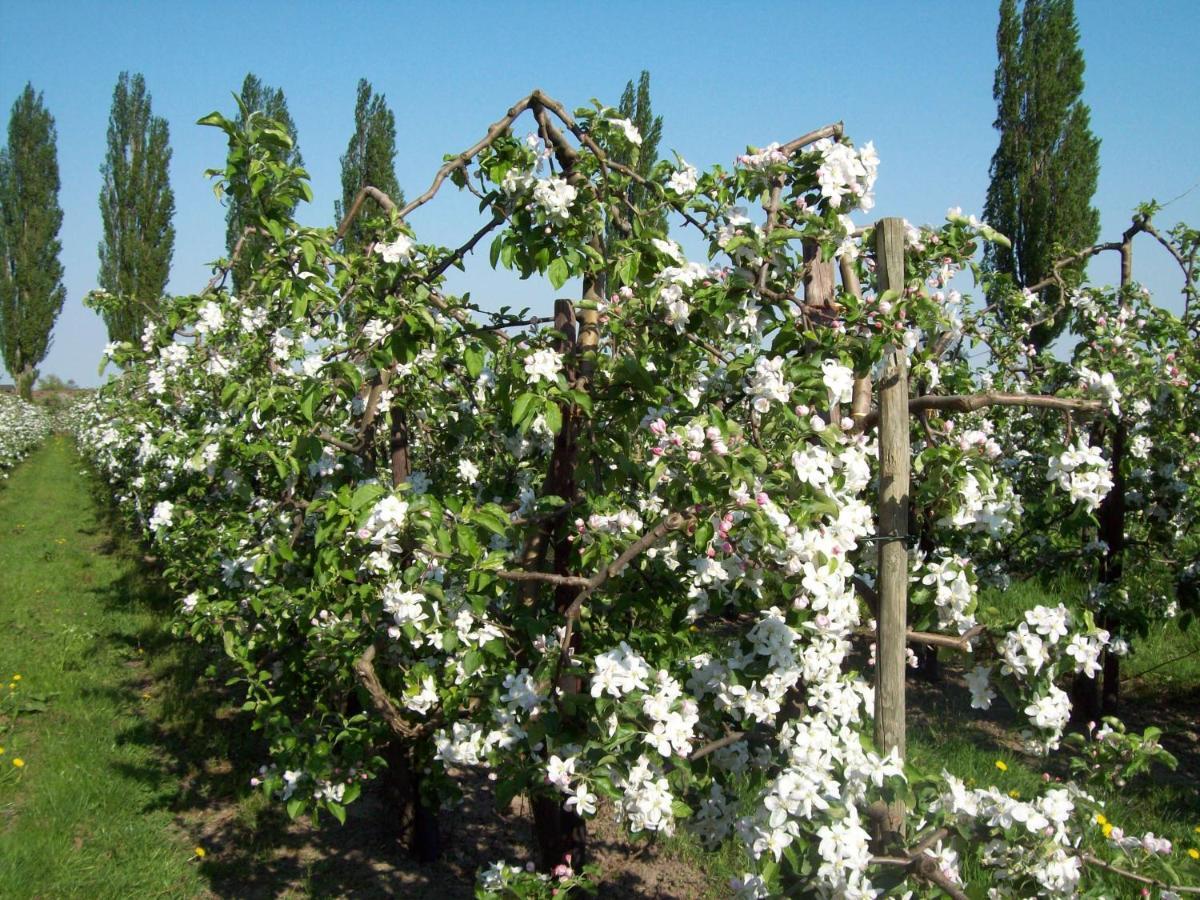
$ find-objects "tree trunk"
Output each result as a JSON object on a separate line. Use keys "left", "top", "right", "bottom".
{"left": 532, "top": 795, "right": 587, "bottom": 873}
{"left": 16, "top": 364, "right": 36, "bottom": 401}
{"left": 381, "top": 739, "right": 441, "bottom": 863}
{"left": 1098, "top": 423, "right": 1126, "bottom": 714}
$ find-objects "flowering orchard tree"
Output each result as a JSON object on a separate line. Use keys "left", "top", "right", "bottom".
{"left": 76, "top": 92, "right": 1198, "bottom": 897}
{"left": 0, "top": 391, "right": 49, "bottom": 477}
{"left": 947, "top": 209, "right": 1200, "bottom": 721}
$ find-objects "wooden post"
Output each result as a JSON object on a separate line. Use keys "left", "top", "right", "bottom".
{"left": 803, "top": 238, "right": 838, "bottom": 314}
{"left": 841, "top": 256, "right": 874, "bottom": 430}
{"left": 532, "top": 287, "right": 597, "bottom": 874}
{"left": 1101, "top": 234, "right": 1134, "bottom": 712}
{"left": 873, "top": 217, "right": 909, "bottom": 838}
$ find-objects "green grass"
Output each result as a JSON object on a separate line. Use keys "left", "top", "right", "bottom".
{"left": 0, "top": 436, "right": 209, "bottom": 899}
{"left": 905, "top": 574, "right": 1200, "bottom": 895}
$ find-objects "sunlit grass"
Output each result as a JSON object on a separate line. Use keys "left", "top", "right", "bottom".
{"left": 0, "top": 436, "right": 207, "bottom": 898}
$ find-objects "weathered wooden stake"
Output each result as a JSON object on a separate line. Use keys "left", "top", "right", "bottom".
{"left": 873, "top": 217, "right": 909, "bottom": 838}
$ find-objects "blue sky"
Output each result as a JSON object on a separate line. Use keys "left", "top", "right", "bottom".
{"left": 1, "top": 0, "right": 1197, "bottom": 386}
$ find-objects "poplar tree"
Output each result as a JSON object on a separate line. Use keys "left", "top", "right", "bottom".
{"left": 612, "top": 71, "right": 664, "bottom": 230}
{"left": 983, "top": 0, "right": 1100, "bottom": 348}
{"left": 602, "top": 71, "right": 665, "bottom": 292}
{"left": 335, "top": 79, "right": 403, "bottom": 251}
{"left": 98, "top": 71, "right": 175, "bottom": 344}
{"left": 225, "top": 73, "right": 303, "bottom": 290}
{"left": 0, "top": 84, "right": 65, "bottom": 399}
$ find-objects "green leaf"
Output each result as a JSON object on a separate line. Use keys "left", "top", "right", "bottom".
{"left": 511, "top": 392, "right": 538, "bottom": 427}
{"left": 670, "top": 799, "right": 693, "bottom": 819}
{"left": 299, "top": 381, "right": 324, "bottom": 424}
{"left": 544, "top": 402, "right": 563, "bottom": 435}
{"left": 548, "top": 256, "right": 570, "bottom": 289}
{"left": 464, "top": 346, "right": 484, "bottom": 380}
{"left": 616, "top": 252, "right": 641, "bottom": 286}
{"left": 473, "top": 505, "right": 510, "bottom": 536}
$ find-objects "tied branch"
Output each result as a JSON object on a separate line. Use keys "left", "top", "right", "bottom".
{"left": 353, "top": 644, "right": 434, "bottom": 740}
{"left": 856, "top": 392, "right": 1105, "bottom": 433}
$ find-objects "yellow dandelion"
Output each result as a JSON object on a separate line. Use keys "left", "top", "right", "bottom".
{"left": 1008, "top": 789, "right": 1021, "bottom": 799}
{"left": 11, "top": 674, "right": 20, "bottom": 681}
{"left": 12, "top": 758, "right": 25, "bottom": 768}
{"left": 1189, "top": 848, "right": 1200, "bottom": 861}
{"left": 1195, "top": 825, "right": 1200, "bottom": 834}
{"left": 994, "top": 760, "right": 1008, "bottom": 772}
{"left": 194, "top": 846, "right": 206, "bottom": 858}
{"left": 1096, "top": 813, "right": 1108, "bottom": 826}
{"left": 1102, "top": 823, "right": 1113, "bottom": 838}
{"left": 0, "top": 746, "right": 5, "bottom": 754}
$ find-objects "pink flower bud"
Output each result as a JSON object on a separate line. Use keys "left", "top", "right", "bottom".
{"left": 755, "top": 492, "right": 769, "bottom": 507}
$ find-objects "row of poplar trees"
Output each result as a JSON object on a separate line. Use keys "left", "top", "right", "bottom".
{"left": 2, "top": 0, "right": 1098, "bottom": 396}
{"left": 0, "top": 70, "right": 663, "bottom": 398}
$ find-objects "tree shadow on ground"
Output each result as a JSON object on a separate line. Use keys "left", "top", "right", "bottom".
{"left": 90, "top": 568, "right": 718, "bottom": 899}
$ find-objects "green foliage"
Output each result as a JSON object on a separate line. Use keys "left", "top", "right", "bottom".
{"left": 983, "top": 0, "right": 1101, "bottom": 348}
{"left": 0, "top": 83, "right": 65, "bottom": 400}
{"left": 97, "top": 71, "right": 175, "bottom": 345}
{"left": 335, "top": 78, "right": 404, "bottom": 252}
{"left": 224, "top": 73, "right": 304, "bottom": 292}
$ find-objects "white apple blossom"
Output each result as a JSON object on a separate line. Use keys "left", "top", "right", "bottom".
{"left": 523, "top": 348, "right": 563, "bottom": 384}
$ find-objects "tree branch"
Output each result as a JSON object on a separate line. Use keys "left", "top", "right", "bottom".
{"left": 497, "top": 570, "right": 591, "bottom": 588}
{"left": 336, "top": 185, "right": 398, "bottom": 242}
{"left": 1081, "top": 853, "right": 1200, "bottom": 894}
{"left": 856, "top": 391, "right": 1105, "bottom": 432}
{"left": 352, "top": 644, "right": 431, "bottom": 740}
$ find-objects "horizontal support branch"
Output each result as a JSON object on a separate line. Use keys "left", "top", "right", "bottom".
{"left": 857, "top": 391, "right": 1105, "bottom": 432}
{"left": 497, "top": 570, "right": 591, "bottom": 588}
{"left": 1081, "top": 852, "right": 1200, "bottom": 894}
{"left": 688, "top": 729, "right": 747, "bottom": 762}
{"left": 854, "top": 624, "right": 984, "bottom": 652}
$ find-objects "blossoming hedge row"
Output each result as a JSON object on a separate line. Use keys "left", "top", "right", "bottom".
{"left": 75, "top": 92, "right": 1196, "bottom": 897}
{"left": 0, "top": 392, "right": 50, "bottom": 479}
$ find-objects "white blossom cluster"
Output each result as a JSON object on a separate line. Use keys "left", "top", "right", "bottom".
{"left": 814, "top": 138, "right": 879, "bottom": 210}
{"left": 531, "top": 176, "right": 577, "bottom": 223}
{"left": 743, "top": 356, "right": 793, "bottom": 414}
{"left": 523, "top": 348, "right": 563, "bottom": 384}
{"left": 0, "top": 393, "right": 51, "bottom": 477}
{"left": 1077, "top": 365, "right": 1122, "bottom": 416}
{"left": 1046, "top": 441, "right": 1114, "bottom": 511}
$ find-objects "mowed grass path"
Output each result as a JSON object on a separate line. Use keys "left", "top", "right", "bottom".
{"left": 0, "top": 436, "right": 207, "bottom": 899}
